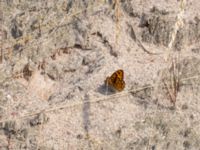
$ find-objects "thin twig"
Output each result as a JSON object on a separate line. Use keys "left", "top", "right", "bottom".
{"left": 0, "top": 74, "right": 199, "bottom": 124}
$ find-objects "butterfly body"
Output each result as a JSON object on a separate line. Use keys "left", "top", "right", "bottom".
{"left": 105, "top": 69, "right": 125, "bottom": 92}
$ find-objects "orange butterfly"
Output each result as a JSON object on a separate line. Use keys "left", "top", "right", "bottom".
{"left": 105, "top": 69, "right": 125, "bottom": 92}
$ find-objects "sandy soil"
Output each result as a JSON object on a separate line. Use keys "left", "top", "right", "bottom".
{"left": 0, "top": 0, "right": 200, "bottom": 149}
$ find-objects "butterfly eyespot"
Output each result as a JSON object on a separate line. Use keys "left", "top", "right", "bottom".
{"left": 105, "top": 69, "right": 125, "bottom": 92}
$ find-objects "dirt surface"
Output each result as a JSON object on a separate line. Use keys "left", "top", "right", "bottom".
{"left": 0, "top": 0, "right": 200, "bottom": 149}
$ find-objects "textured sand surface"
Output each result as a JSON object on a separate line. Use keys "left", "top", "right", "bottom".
{"left": 0, "top": 0, "right": 200, "bottom": 149}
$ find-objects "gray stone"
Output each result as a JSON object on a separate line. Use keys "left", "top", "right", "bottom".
{"left": 30, "top": 113, "right": 49, "bottom": 127}
{"left": 11, "top": 19, "right": 23, "bottom": 39}
{"left": 141, "top": 11, "right": 175, "bottom": 47}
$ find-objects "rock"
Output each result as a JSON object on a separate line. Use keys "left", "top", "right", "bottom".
{"left": 13, "top": 43, "right": 23, "bottom": 54}
{"left": 10, "top": 19, "right": 23, "bottom": 39}
{"left": 188, "top": 17, "right": 200, "bottom": 45}
{"left": 46, "top": 63, "right": 61, "bottom": 81}
{"left": 30, "top": 113, "right": 49, "bottom": 127}
{"left": 63, "top": 51, "right": 83, "bottom": 72}
{"left": 4, "top": 121, "right": 19, "bottom": 134}
{"left": 65, "top": 0, "right": 73, "bottom": 13}
{"left": 12, "top": 57, "right": 28, "bottom": 75}
{"left": 23, "top": 64, "right": 33, "bottom": 81}
{"left": 141, "top": 9, "right": 200, "bottom": 51}
{"left": 72, "top": 18, "right": 90, "bottom": 49}
{"left": 191, "top": 47, "right": 200, "bottom": 53}
{"left": 82, "top": 51, "right": 105, "bottom": 74}
{"left": 26, "top": 135, "right": 38, "bottom": 150}
{"left": 121, "top": 0, "right": 139, "bottom": 17}
{"left": 183, "top": 140, "right": 191, "bottom": 149}
{"left": 141, "top": 10, "right": 175, "bottom": 47}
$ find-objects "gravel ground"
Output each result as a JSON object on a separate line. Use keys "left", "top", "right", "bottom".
{"left": 0, "top": 0, "right": 200, "bottom": 149}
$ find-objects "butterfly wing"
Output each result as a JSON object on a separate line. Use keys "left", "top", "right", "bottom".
{"left": 114, "top": 69, "right": 124, "bottom": 80}
{"left": 113, "top": 77, "right": 125, "bottom": 91}
{"left": 105, "top": 69, "right": 125, "bottom": 91}
{"left": 109, "top": 70, "right": 118, "bottom": 83}
{"left": 109, "top": 69, "right": 124, "bottom": 82}
{"left": 105, "top": 73, "right": 117, "bottom": 86}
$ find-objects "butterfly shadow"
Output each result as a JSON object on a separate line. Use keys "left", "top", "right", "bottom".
{"left": 82, "top": 94, "right": 91, "bottom": 138}
{"left": 97, "top": 84, "right": 116, "bottom": 95}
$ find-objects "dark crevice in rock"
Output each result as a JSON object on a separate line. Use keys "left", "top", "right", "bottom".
{"left": 150, "top": 6, "right": 170, "bottom": 15}
{"left": 30, "top": 113, "right": 49, "bottom": 127}
{"left": 11, "top": 20, "right": 23, "bottom": 39}
{"left": 23, "top": 64, "right": 33, "bottom": 81}
{"left": 66, "top": 0, "right": 73, "bottom": 13}
{"left": 92, "top": 31, "right": 117, "bottom": 57}
{"left": 73, "top": 43, "right": 92, "bottom": 50}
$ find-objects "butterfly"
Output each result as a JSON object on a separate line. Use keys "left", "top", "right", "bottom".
{"left": 105, "top": 69, "right": 125, "bottom": 92}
